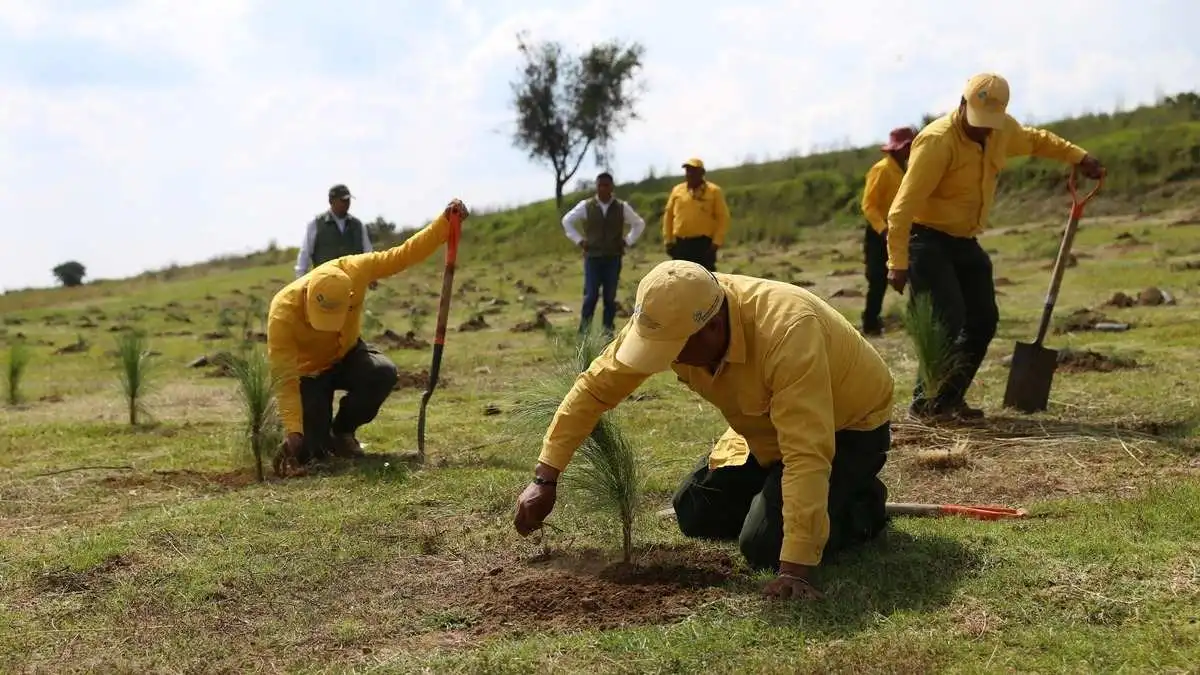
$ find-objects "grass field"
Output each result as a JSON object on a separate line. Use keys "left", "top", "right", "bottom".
{"left": 3, "top": 177, "right": 1200, "bottom": 671}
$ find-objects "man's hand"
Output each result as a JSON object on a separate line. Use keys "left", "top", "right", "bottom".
{"left": 274, "top": 432, "right": 307, "bottom": 478}
{"left": 445, "top": 198, "right": 470, "bottom": 220}
{"left": 285, "top": 432, "right": 304, "bottom": 455}
{"left": 514, "top": 463, "right": 561, "bottom": 535}
{"left": 368, "top": 280, "right": 379, "bottom": 291}
{"left": 710, "top": 243, "right": 720, "bottom": 254}
{"left": 763, "top": 562, "right": 824, "bottom": 601}
{"left": 578, "top": 241, "right": 587, "bottom": 254}
{"left": 664, "top": 241, "right": 674, "bottom": 255}
{"left": 887, "top": 269, "right": 908, "bottom": 294}
{"left": 1078, "top": 154, "right": 1104, "bottom": 181}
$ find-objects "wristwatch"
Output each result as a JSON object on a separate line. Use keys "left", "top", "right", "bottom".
{"left": 532, "top": 476, "right": 557, "bottom": 486}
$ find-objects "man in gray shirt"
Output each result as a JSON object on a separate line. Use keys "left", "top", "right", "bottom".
{"left": 295, "top": 184, "right": 374, "bottom": 278}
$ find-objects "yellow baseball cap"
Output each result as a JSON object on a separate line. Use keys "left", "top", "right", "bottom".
{"left": 304, "top": 266, "right": 354, "bottom": 332}
{"left": 962, "top": 73, "right": 1010, "bottom": 130}
{"left": 682, "top": 157, "right": 705, "bottom": 170}
{"left": 614, "top": 260, "right": 726, "bottom": 374}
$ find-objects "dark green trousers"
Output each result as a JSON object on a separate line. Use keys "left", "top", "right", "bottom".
{"left": 671, "top": 423, "right": 890, "bottom": 571}
{"left": 297, "top": 339, "right": 398, "bottom": 462}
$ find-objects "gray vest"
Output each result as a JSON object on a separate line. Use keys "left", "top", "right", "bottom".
{"left": 311, "top": 212, "right": 366, "bottom": 268}
{"left": 583, "top": 198, "right": 626, "bottom": 258}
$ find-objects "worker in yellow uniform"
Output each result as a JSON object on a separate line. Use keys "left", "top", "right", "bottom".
{"left": 662, "top": 158, "right": 731, "bottom": 271}
{"left": 859, "top": 126, "right": 916, "bottom": 336}
{"left": 267, "top": 199, "right": 470, "bottom": 477}
{"left": 886, "top": 73, "right": 1104, "bottom": 422}
{"left": 512, "top": 260, "right": 895, "bottom": 600}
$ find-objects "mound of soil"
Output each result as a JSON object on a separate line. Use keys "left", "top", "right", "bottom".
{"left": 375, "top": 329, "right": 429, "bottom": 350}
{"left": 510, "top": 312, "right": 551, "bottom": 333}
{"left": 394, "top": 368, "right": 448, "bottom": 390}
{"left": 1054, "top": 309, "right": 1130, "bottom": 333}
{"left": 462, "top": 548, "right": 737, "bottom": 634}
{"left": 458, "top": 314, "right": 489, "bottom": 332}
{"left": 1056, "top": 348, "right": 1138, "bottom": 373}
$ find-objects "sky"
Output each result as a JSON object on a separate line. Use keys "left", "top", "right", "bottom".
{"left": 1, "top": 0, "right": 1198, "bottom": 292}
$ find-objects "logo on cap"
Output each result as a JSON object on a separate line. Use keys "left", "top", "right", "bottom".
{"left": 977, "top": 90, "right": 988, "bottom": 101}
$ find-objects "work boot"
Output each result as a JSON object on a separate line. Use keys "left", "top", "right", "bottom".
{"left": 272, "top": 441, "right": 309, "bottom": 478}
{"left": 330, "top": 432, "right": 366, "bottom": 458}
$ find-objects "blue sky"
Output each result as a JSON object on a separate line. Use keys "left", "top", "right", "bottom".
{"left": 1, "top": 0, "right": 1198, "bottom": 292}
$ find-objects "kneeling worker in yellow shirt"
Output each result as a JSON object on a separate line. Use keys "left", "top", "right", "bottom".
{"left": 268, "top": 198, "right": 469, "bottom": 477}
{"left": 513, "top": 260, "right": 895, "bottom": 600}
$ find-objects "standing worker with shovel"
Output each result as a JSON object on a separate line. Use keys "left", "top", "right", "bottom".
{"left": 268, "top": 199, "right": 470, "bottom": 477}
{"left": 885, "top": 73, "right": 1104, "bottom": 422}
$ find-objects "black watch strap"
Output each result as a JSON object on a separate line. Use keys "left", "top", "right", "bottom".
{"left": 533, "top": 476, "right": 557, "bottom": 486}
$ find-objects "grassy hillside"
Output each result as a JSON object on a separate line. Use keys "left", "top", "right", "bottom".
{"left": 2, "top": 92, "right": 1200, "bottom": 672}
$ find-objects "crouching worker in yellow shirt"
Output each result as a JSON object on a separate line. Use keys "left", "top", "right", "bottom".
{"left": 268, "top": 199, "right": 470, "bottom": 477}
{"left": 513, "top": 260, "right": 895, "bottom": 600}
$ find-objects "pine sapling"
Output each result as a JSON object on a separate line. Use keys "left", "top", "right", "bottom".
{"left": 509, "top": 328, "right": 645, "bottom": 562}
{"left": 230, "top": 344, "right": 283, "bottom": 482}
{"left": 6, "top": 340, "right": 32, "bottom": 406}
{"left": 904, "top": 291, "right": 964, "bottom": 402}
{"left": 114, "top": 329, "right": 155, "bottom": 426}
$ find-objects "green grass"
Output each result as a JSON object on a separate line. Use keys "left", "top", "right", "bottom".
{"left": 1, "top": 97, "right": 1200, "bottom": 672}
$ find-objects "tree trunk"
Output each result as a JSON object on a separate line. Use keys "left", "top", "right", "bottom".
{"left": 252, "top": 439, "right": 264, "bottom": 483}
{"left": 128, "top": 397, "right": 137, "bottom": 426}
{"left": 621, "top": 517, "right": 632, "bottom": 563}
{"left": 554, "top": 179, "right": 566, "bottom": 212}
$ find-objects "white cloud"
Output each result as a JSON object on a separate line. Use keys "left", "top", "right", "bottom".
{"left": 1, "top": 0, "right": 1198, "bottom": 291}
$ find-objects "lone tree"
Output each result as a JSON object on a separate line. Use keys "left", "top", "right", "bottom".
{"left": 509, "top": 32, "right": 646, "bottom": 211}
{"left": 52, "top": 261, "right": 86, "bottom": 287}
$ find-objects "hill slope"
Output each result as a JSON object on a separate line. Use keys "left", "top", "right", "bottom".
{"left": 5, "top": 91, "right": 1200, "bottom": 304}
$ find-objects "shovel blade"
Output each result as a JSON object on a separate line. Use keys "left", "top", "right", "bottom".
{"left": 1002, "top": 340, "right": 1059, "bottom": 413}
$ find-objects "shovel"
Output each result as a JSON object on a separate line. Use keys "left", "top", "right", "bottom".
{"left": 1002, "top": 166, "right": 1104, "bottom": 414}
{"left": 656, "top": 502, "right": 1025, "bottom": 522}
{"left": 884, "top": 502, "right": 1026, "bottom": 520}
{"left": 413, "top": 207, "right": 464, "bottom": 465}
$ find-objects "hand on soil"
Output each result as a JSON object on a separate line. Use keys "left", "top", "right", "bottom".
{"left": 763, "top": 574, "right": 824, "bottom": 601}
{"left": 514, "top": 481, "right": 557, "bottom": 535}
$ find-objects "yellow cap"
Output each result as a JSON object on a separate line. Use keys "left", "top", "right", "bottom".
{"left": 962, "top": 73, "right": 1010, "bottom": 130}
{"left": 682, "top": 157, "right": 705, "bottom": 170}
{"left": 614, "top": 260, "right": 725, "bottom": 374}
{"left": 305, "top": 266, "right": 354, "bottom": 332}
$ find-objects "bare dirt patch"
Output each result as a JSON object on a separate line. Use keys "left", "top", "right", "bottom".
{"left": 461, "top": 546, "right": 738, "bottom": 634}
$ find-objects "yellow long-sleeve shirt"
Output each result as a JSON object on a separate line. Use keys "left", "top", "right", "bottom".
{"left": 861, "top": 155, "right": 904, "bottom": 234}
{"left": 886, "top": 110, "right": 1088, "bottom": 269}
{"left": 662, "top": 181, "right": 732, "bottom": 246}
{"left": 268, "top": 212, "right": 451, "bottom": 434}
{"left": 538, "top": 274, "right": 894, "bottom": 567}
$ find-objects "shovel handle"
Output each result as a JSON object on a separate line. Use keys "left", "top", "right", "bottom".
{"left": 433, "top": 208, "right": 464, "bottom": 347}
{"left": 1032, "top": 166, "right": 1104, "bottom": 345}
{"left": 1068, "top": 164, "right": 1105, "bottom": 218}
{"left": 886, "top": 502, "right": 1027, "bottom": 520}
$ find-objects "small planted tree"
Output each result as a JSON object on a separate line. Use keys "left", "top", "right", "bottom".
{"left": 229, "top": 345, "right": 282, "bottom": 482}
{"left": 904, "top": 292, "right": 963, "bottom": 404}
{"left": 510, "top": 328, "right": 645, "bottom": 562}
{"left": 114, "top": 329, "right": 155, "bottom": 426}
{"left": 5, "top": 341, "right": 32, "bottom": 406}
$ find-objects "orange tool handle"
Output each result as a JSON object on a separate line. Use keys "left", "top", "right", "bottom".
{"left": 1068, "top": 164, "right": 1105, "bottom": 219}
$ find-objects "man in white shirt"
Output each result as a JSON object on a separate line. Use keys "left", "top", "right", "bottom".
{"left": 560, "top": 172, "right": 646, "bottom": 338}
{"left": 295, "top": 184, "right": 374, "bottom": 278}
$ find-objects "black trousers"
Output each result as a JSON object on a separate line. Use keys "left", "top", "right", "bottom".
{"left": 907, "top": 224, "right": 1000, "bottom": 411}
{"left": 298, "top": 339, "right": 399, "bottom": 462}
{"left": 862, "top": 225, "right": 889, "bottom": 333}
{"left": 671, "top": 423, "right": 891, "bottom": 571}
{"left": 668, "top": 235, "right": 717, "bottom": 271}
